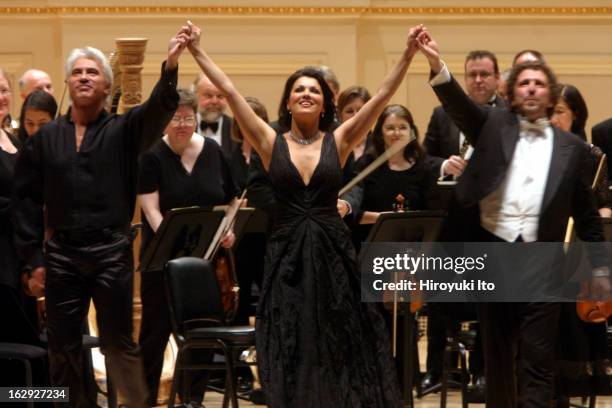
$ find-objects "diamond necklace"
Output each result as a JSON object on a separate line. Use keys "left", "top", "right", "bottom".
{"left": 289, "top": 130, "right": 322, "bottom": 145}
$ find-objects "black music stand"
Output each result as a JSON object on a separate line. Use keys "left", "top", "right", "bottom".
{"left": 365, "top": 210, "right": 446, "bottom": 407}
{"left": 140, "top": 207, "right": 225, "bottom": 274}
{"left": 426, "top": 181, "right": 456, "bottom": 212}
{"left": 141, "top": 206, "right": 258, "bottom": 273}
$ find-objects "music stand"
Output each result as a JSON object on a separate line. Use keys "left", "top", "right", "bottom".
{"left": 140, "top": 207, "right": 225, "bottom": 274}
{"left": 364, "top": 210, "right": 446, "bottom": 406}
{"left": 426, "top": 181, "right": 456, "bottom": 212}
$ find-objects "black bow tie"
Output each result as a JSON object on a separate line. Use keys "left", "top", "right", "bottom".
{"left": 200, "top": 120, "right": 219, "bottom": 133}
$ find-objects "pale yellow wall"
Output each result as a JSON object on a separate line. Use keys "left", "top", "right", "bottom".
{"left": 1, "top": 1, "right": 612, "bottom": 140}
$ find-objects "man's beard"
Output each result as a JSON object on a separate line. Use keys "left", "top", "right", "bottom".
{"left": 201, "top": 110, "right": 223, "bottom": 123}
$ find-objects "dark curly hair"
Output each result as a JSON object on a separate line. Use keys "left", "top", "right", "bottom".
{"left": 369, "top": 104, "right": 424, "bottom": 163}
{"left": 505, "top": 61, "right": 560, "bottom": 118}
{"left": 277, "top": 67, "right": 336, "bottom": 132}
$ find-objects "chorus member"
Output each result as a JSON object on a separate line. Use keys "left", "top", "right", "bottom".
{"left": 16, "top": 90, "right": 57, "bottom": 142}
{"left": 12, "top": 29, "right": 188, "bottom": 407}
{"left": 138, "top": 88, "right": 236, "bottom": 407}
{"left": 18, "top": 69, "right": 54, "bottom": 100}
{"left": 424, "top": 50, "right": 504, "bottom": 179}
{"left": 551, "top": 84, "right": 611, "bottom": 216}
{"left": 417, "top": 28, "right": 609, "bottom": 408}
{"left": 184, "top": 20, "right": 424, "bottom": 407}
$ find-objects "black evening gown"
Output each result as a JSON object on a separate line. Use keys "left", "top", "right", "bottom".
{"left": 256, "top": 132, "right": 402, "bottom": 407}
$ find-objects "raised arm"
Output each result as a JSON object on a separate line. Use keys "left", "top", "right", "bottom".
{"left": 334, "top": 25, "right": 423, "bottom": 164}
{"left": 127, "top": 28, "right": 186, "bottom": 154}
{"left": 186, "top": 21, "right": 276, "bottom": 166}
{"left": 416, "top": 28, "right": 488, "bottom": 146}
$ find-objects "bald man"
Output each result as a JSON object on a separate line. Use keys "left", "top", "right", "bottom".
{"left": 19, "top": 69, "right": 54, "bottom": 100}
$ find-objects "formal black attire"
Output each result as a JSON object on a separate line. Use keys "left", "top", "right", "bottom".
{"left": 424, "top": 96, "right": 505, "bottom": 176}
{"left": 592, "top": 118, "right": 612, "bottom": 185}
{"left": 256, "top": 131, "right": 401, "bottom": 407}
{"left": 12, "top": 63, "right": 179, "bottom": 408}
{"left": 432, "top": 73, "right": 605, "bottom": 408}
{"left": 352, "top": 155, "right": 435, "bottom": 250}
{"left": 138, "top": 136, "right": 236, "bottom": 405}
{"left": 198, "top": 113, "right": 236, "bottom": 159}
{"left": 1, "top": 133, "right": 49, "bottom": 393}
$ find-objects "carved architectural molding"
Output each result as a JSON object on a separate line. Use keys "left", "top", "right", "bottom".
{"left": 2, "top": 6, "right": 612, "bottom": 16}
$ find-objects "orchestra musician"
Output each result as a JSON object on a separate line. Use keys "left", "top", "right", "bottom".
{"left": 138, "top": 88, "right": 237, "bottom": 407}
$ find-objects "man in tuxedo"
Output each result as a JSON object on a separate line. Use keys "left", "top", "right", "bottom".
{"left": 592, "top": 118, "right": 612, "bottom": 185}
{"left": 424, "top": 50, "right": 504, "bottom": 179}
{"left": 422, "top": 49, "right": 497, "bottom": 396}
{"left": 417, "top": 29, "right": 610, "bottom": 407}
{"left": 193, "top": 72, "right": 235, "bottom": 158}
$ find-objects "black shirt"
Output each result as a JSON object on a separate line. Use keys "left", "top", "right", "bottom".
{"left": 1, "top": 133, "right": 21, "bottom": 288}
{"left": 359, "top": 158, "right": 436, "bottom": 213}
{"left": 138, "top": 136, "right": 237, "bottom": 254}
{"left": 13, "top": 62, "right": 179, "bottom": 268}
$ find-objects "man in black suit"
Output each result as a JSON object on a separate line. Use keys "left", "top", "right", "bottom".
{"left": 592, "top": 118, "right": 612, "bottom": 185}
{"left": 193, "top": 72, "right": 235, "bottom": 158}
{"left": 417, "top": 29, "right": 610, "bottom": 407}
{"left": 425, "top": 50, "right": 505, "bottom": 179}
{"left": 422, "top": 50, "right": 502, "bottom": 394}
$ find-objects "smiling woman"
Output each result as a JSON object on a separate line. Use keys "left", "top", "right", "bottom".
{"left": 181, "top": 20, "right": 426, "bottom": 407}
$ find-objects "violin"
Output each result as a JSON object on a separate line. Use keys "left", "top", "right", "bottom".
{"left": 573, "top": 154, "right": 612, "bottom": 323}
{"left": 204, "top": 192, "right": 247, "bottom": 323}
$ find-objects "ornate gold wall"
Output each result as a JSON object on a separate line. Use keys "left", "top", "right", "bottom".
{"left": 2, "top": 0, "right": 612, "bottom": 139}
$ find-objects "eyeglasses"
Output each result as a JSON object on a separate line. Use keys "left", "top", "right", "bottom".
{"left": 466, "top": 71, "right": 494, "bottom": 80}
{"left": 170, "top": 116, "right": 196, "bottom": 126}
{"left": 0, "top": 88, "right": 11, "bottom": 96}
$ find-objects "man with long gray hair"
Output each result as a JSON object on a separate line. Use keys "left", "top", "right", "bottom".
{"left": 12, "top": 26, "right": 190, "bottom": 407}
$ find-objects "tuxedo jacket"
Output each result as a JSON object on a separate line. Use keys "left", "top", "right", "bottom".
{"left": 433, "top": 75, "right": 603, "bottom": 243}
{"left": 198, "top": 113, "right": 236, "bottom": 159}
{"left": 592, "top": 117, "right": 612, "bottom": 183}
{"left": 424, "top": 95, "right": 506, "bottom": 175}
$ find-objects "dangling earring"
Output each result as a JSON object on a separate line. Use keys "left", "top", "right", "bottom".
{"left": 288, "top": 109, "right": 292, "bottom": 116}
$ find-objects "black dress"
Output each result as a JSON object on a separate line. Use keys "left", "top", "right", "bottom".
{"left": 256, "top": 132, "right": 401, "bottom": 407}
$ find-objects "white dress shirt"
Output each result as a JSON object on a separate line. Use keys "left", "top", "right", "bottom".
{"left": 430, "top": 64, "right": 554, "bottom": 242}
{"left": 197, "top": 112, "right": 224, "bottom": 147}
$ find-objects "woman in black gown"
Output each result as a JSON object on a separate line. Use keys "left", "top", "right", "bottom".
{"left": 184, "top": 21, "right": 424, "bottom": 407}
